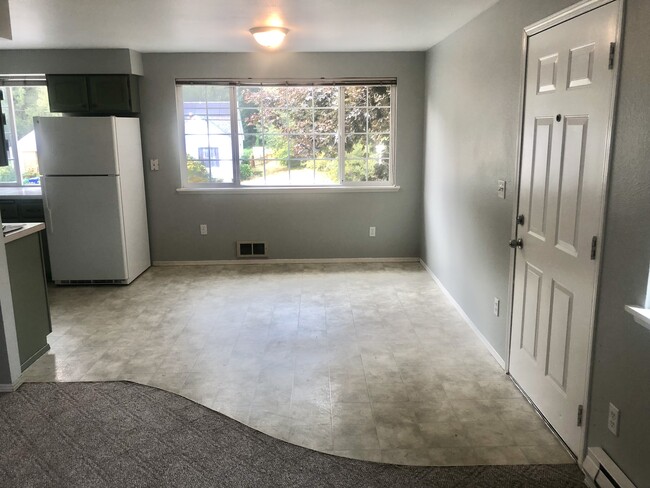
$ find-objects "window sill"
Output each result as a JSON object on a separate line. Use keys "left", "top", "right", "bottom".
{"left": 624, "top": 305, "right": 650, "bottom": 331}
{"left": 176, "top": 185, "right": 400, "bottom": 195}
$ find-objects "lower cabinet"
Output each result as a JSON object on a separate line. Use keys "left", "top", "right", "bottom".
{"left": 5, "top": 232, "right": 52, "bottom": 371}
{"left": 1, "top": 198, "right": 52, "bottom": 280}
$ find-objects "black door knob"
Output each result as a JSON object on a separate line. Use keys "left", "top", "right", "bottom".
{"left": 509, "top": 238, "right": 523, "bottom": 249}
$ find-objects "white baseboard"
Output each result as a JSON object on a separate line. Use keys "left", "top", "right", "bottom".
{"left": 0, "top": 376, "right": 24, "bottom": 392}
{"left": 153, "top": 257, "right": 420, "bottom": 266}
{"left": 419, "top": 259, "right": 506, "bottom": 369}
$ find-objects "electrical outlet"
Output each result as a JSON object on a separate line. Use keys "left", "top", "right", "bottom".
{"left": 608, "top": 403, "right": 620, "bottom": 436}
{"left": 497, "top": 179, "right": 506, "bottom": 199}
{"left": 493, "top": 297, "right": 500, "bottom": 317}
{"left": 200, "top": 224, "right": 208, "bottom": 235}
{"left": 369, "top": 226, "right": 376, "bottom": 237}
{"left": 150, "top": 158, "right": 160, "bottom": 171}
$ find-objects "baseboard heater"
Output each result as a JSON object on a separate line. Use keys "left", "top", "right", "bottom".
{"left": 237, "top": 241, "right": 268, "bottom": 258}
{"left": 584, "top": 448, "right": 636, "bottom": 488}
{"left": 56, "top": 279, "right": 129, "bottom": 285}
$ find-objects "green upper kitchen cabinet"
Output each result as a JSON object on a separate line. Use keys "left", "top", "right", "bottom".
{"left": 46, "top": 74, "right": 140, "bottom": 115}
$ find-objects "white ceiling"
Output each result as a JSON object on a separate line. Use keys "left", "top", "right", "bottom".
{"left": 0, "top": 0, "right": 499, "bottom": 53}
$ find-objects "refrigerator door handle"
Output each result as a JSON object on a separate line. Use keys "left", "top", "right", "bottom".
{"left": 42, "top": 178, "right": 53, "bottom": 234}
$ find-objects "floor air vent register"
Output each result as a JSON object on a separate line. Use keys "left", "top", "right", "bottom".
{"left": 237, "top": 241, "right": 268, "bottom": 258}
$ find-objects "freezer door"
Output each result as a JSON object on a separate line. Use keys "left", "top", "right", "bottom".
{"left": 34, "top": 117, "right": 120, "bottom": 176}
{"left": 41, "top": 176, "right": 128, "bottom": 281}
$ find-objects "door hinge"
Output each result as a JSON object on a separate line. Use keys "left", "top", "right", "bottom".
{"left": 608, "top": 42, "right": 616, "bottom": 70}
{"left": 577, "top": 405, "right": 584, "bottom": 427}
{"left": 591, "top": 236, "right": 598, "bottom": 260}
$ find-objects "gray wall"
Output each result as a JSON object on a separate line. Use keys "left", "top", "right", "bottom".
{"left": 422, "top": 0, "right": 650, "bottom": 485}
{"left": 0, "top": 49, "right": 143, "bottom": 75}
{"left": 139, "top": 52, "right": 424, "bottom": 262}
{"left": 421, "top": 0, "right": 575, "bottom": 360}
{"left": 587, "top": 0, "right": 650, "bottom": 485}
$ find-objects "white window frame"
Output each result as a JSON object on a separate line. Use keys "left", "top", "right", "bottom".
{"left": 0, "top": 77, "right": 49, "bottom": 188}
{"left": 176, "top": 79, "right": 397, "bottom": 190}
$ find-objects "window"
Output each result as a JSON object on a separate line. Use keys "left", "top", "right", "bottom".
{"left": 0, "top": 82, "right": 58, "bottom": 186}
{"left": 177, "top": 81, "right": 395, "bottom": 188}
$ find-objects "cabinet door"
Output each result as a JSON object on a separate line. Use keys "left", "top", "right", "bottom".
{"left": 0, "top": 200, "right": 19, "bottom": 221}
{"left": 46, "top": 75, "right": 89, "bottom": 113}
{"left": 18, "top": 200, "right": 45, "bottom": 222}
{"left": 6, "top": 233, "right": 51, "bottom": 370}
{"left": 88, "top": 75, "right": 135, "bottom": 114}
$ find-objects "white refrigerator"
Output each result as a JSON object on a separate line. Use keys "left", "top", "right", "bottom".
{"left": 35, "top": 116, "right": 150, "bottom": 284}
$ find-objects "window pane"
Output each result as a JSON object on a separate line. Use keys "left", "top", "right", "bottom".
{"left": 345, "top": 108, "right": 368, "bottom": 134}
{"left": 368, "top": 86, "right": 391, "bottom": 107}
{"left": 287, "top": 109, "right": 313, "bottom": 133}
{"left": 315, "top": 159, "right": 339, "bottom": 184}
{"left": 0, "top": 159, "right": 18, "bottom": 184}
{"left": 211, "top": 160, "right": 233, "bottom": 184}
{"left": 345, "top": 134, "right": 368, "bottom": 158}
{"left": 186, "top": 154, "right": 210, "bottom": 183}
{"left": 264, "top": 160, "right": 290, "bottom": 185}
{"left": 314, "top": 87, "right": 338, "bottom": 107}
{"left": 289, "top": 159, "right": 314, "bottom": 185}
{"left": 368, "top": 108, "right": 390, "bottom": 132}
{"left": 290, "top": 87, "right": 313, "bottom": 108}
{"left": 314, "top": 135, "right": 338, "bottom": 159}
{"left": 182, "top": 85, "right": 234, "bottom": 185}
{"left": 289, "top": 135, "right": 313, "bottom": 159}
{"left": 369, "top": 134, "right": 390, "bottom": 159}
{"left": 370, "top": 159, "right": 390, "bottom": 182}
{"left": 239, "top": 159, "right": 264, "bottom": 185}
{"left": 260, "top": 87, "right": 284, "bottom": 108}
{"left": 344, "top": 159, "right": 367, "bottom": 182}
{"left": 344, "top": 86, "right": 367, "bottom": 107}
{"left": 314, "top": 109, "right": 337, "bottom": 133}
{"left": 263, "top": 134, "right": 289, "bottom": 160}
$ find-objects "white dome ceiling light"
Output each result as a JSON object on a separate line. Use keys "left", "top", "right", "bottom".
{"left": 249, "top": 26, "right": 289, "bottom": 48}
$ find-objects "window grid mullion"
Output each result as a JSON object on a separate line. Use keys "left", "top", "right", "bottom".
{"left": 338, "top": 86, "right": 345, "bottom": 184}
{"left": 312, "top": 89, "right": 316, "bottom": 182}
{"left": 5, "top": 88, "right": 22, "bottom": 186}
{"left": 230, "top": 86, "right": 241, "bottom": 184}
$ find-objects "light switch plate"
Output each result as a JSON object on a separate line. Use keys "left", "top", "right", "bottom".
{"left": 497, "top": 180, "right": 506, "bottom": 199}
{"left": 608, "top": 403, "right": 619, "bottom": 436}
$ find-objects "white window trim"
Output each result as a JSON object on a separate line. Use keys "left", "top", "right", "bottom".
{"left": 175, "top": 185, "right": 400, "bottom": 195}
{"left": 176, "top": 81, "right": 397, "bottom": 190}
{"left": 0, "top": 79, "right": 48, "bottom": 188}
{"left": 624, "top": 264, "right": 650, "bottom": 331}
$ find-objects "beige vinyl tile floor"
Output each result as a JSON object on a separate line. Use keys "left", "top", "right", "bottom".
{"left": 22, "top": 263, "right": 574, "bottom": 466}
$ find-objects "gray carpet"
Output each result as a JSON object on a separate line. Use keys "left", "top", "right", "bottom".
{"left": 0, "top": 382, "right": 585, "bottom": 488}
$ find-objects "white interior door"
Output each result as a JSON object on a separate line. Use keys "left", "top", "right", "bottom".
{"left": 509, "top": 2, "right": 618, "bottom": 455}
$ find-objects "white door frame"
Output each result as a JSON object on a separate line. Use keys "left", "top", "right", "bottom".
{"left": 505, "top": 0, "right": 626, "bottom": 463}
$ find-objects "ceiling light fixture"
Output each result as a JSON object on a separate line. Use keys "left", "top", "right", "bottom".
{"left": 250, "top": 26, "right": 289, "bottom": 48}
